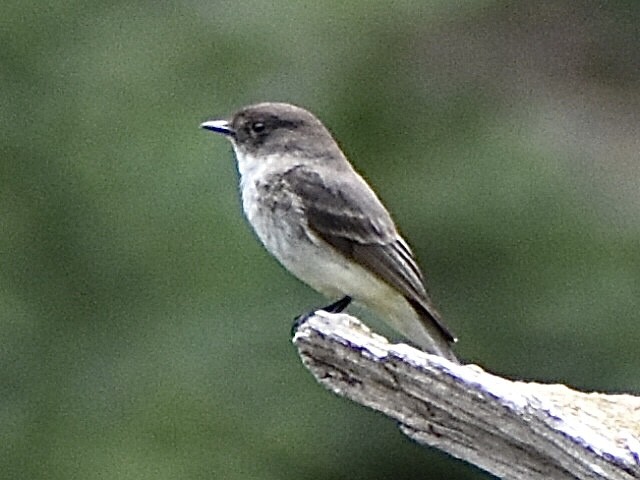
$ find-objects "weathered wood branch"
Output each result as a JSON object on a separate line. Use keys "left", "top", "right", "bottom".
{"left": 292, "top": 311, "right": 640, "bottom": 480}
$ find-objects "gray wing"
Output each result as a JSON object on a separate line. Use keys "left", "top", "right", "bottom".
{"left": 282, "top": 165, "right": 455, "bottom": 342}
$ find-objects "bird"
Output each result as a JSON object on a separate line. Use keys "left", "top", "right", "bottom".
{"left": 201, "top": 102, "right": 458, "bottom": 362}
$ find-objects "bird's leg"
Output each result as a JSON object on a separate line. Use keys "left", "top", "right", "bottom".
{"left": 321, "top": 295, "right": 352, "bottom": 313}
{"left": 291, "top": 296, "right": 352, "bottom": 336}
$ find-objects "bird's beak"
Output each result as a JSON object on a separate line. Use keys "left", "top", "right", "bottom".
{"left": 200, "top": 119, "right": 235, "bottom": 138}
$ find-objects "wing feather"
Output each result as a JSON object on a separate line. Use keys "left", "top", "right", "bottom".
{"left": 282, "top": 165, "right": 455, "bottom": 342}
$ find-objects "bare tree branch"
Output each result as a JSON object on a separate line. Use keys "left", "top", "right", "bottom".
{"left": 292, "top": 311, "right": 640, "bottom": 480}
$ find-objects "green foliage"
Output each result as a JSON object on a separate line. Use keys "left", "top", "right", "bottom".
{"left": 2, "top": 1, "right": 638, "bottom": 478}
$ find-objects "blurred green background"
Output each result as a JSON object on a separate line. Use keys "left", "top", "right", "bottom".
{"left": 2, "top": 1, "right": 639, "bottom": 479}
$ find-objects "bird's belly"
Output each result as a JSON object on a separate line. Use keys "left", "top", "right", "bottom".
{"left": 242, "top": 189, "right": 393, "bottom": 303}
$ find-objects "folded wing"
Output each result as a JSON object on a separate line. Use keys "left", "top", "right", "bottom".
{"left": 282, "top": 165, "right": 455, "bottom": 343}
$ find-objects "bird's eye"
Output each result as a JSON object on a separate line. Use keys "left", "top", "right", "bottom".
{"left": 251, "top": 122, "right": 265, "bottom": 133}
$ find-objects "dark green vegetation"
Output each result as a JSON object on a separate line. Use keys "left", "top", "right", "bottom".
{"left": 2, "top": 2, "right": 638, "bottom": 479}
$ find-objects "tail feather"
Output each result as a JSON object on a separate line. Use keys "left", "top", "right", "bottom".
{"left": 406, "top": 297, "right": 460, "bottom": 363}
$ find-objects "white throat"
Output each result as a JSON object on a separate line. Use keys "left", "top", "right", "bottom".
{"left": 232, "top": 144, "right": 300, "bottom": 188}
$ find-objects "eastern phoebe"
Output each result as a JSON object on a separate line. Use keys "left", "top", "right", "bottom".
{"left": 201, "top": 102, "right": 458, "bottom": 362}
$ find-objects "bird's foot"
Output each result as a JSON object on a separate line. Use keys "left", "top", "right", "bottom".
{"left": 291, "top": 312, "right": 311, "bottom": 336}
{"left": 291, "top": 296, "right": 352, "bottom": 336}
{"left": 321, "top": 295, "right": 352, "bottom": 313}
